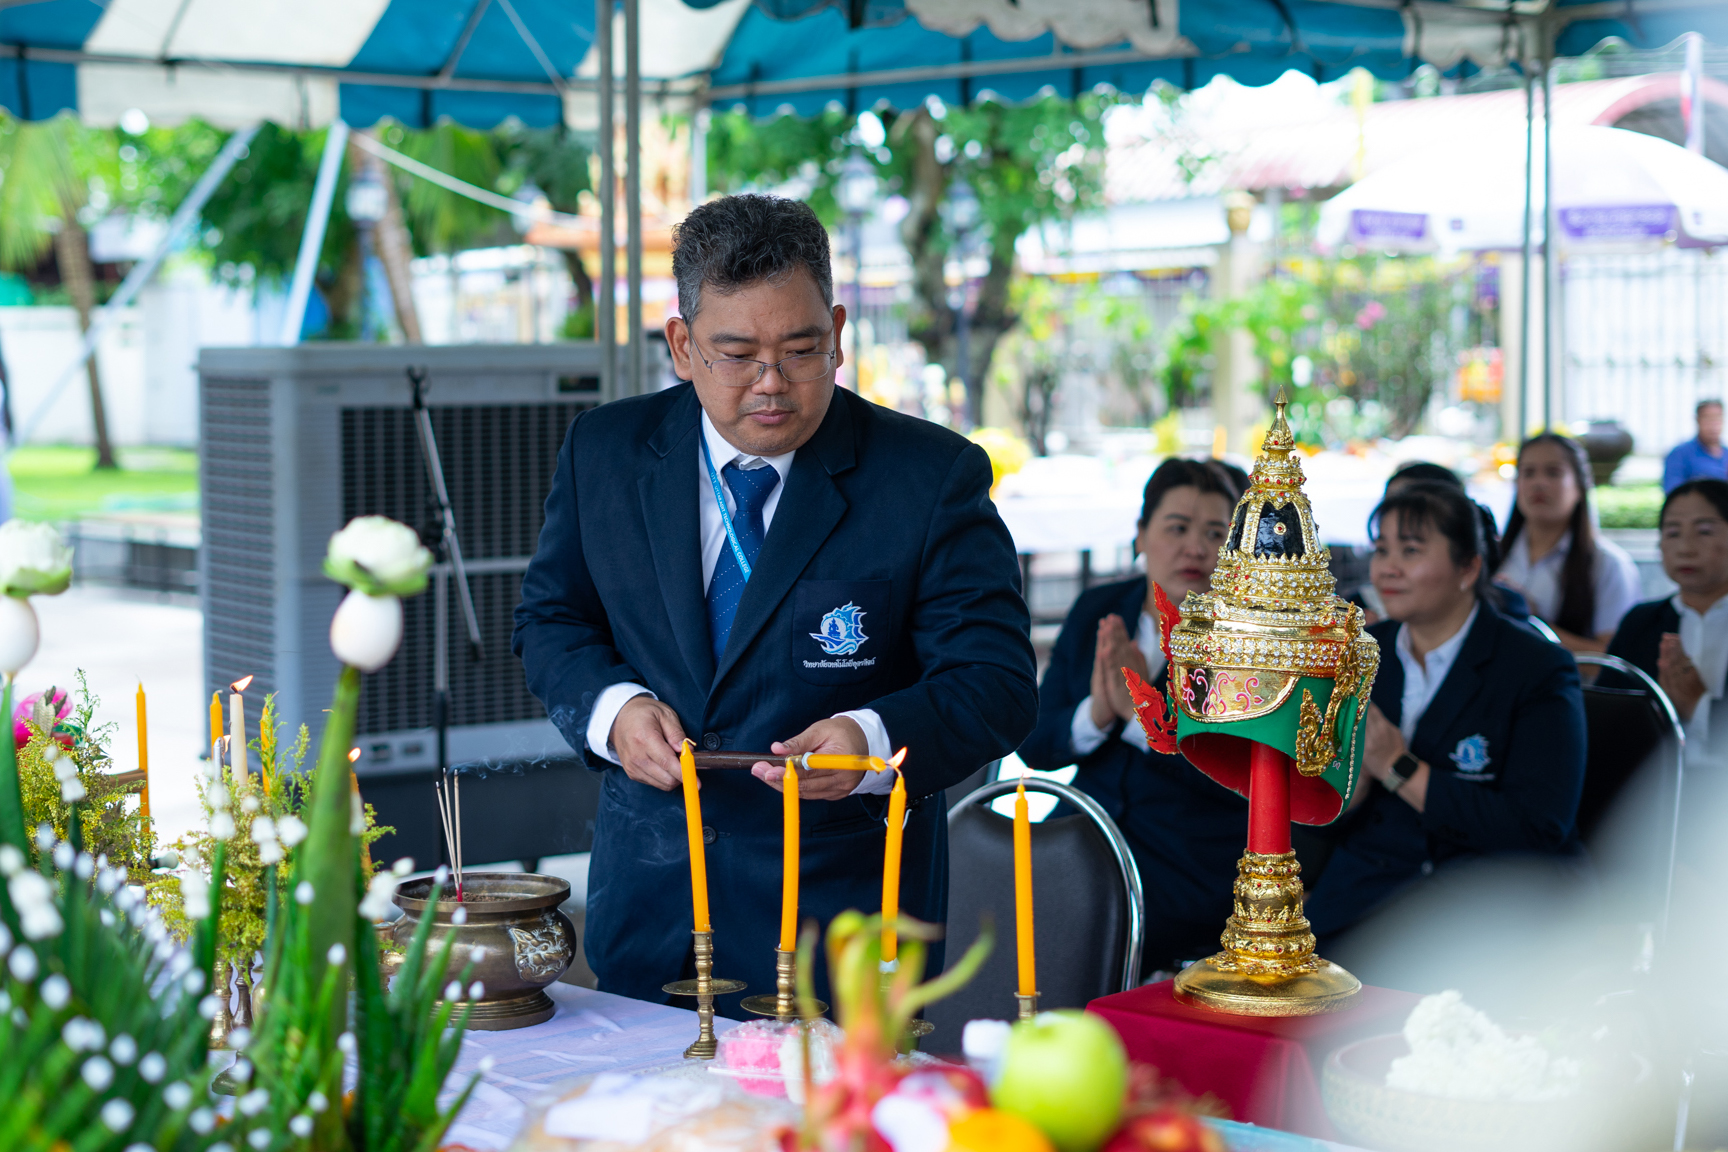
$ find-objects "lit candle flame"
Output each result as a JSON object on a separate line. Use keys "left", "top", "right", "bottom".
{"left": 348, "top": 747, "right": 362, "bottom": 763}
{"left": 888, "top": 747, "right": 908, "bottom": 772}
{"left": 230, "top": 674, "right": 255, "bottom": 694}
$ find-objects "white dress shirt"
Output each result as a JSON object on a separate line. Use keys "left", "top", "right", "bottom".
{"left": 1674, "top": 592, "right": 1728, "bottom": 759}
{"left": 585, "top": 412, "right": 894, "bottom": 794}
{"left": 1069, "top": 609, "right": 1168, "bottom": 757}
{"left": 1497, "top": 529, "right": 1641, "bottom": 638}
{"left": 1394, "top": 603, "right": 1479, "bottom": 742}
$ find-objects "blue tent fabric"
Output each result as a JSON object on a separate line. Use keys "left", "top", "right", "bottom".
{"left": 0, "top": 1, "right": 102, "bottom": 123}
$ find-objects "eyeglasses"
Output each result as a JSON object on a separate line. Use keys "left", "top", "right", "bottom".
{"left": 691, "top": 335, "right": 837, "bottom": 387}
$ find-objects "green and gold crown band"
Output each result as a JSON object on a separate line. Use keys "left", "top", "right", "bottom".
{"left": 1169, "top": 391, "right": 1380, "bottom": 825}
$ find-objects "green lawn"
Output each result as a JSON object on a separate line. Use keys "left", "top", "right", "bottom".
{"left": 1596, "top": 483, "right": 1663, "bottom": 530}
{"left": 8, "top": 446, "right": 199, "bottom": 521}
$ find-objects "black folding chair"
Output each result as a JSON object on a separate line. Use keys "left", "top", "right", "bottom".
{"left": 924, "top": 778, "right": 1143, "bottom": 1038}
{"left": 1573, "top": 652, "right": 1686, "bottom": 949}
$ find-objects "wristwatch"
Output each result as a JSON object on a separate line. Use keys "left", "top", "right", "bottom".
{"left": 1384, "top": 751, "right": 1421, "bottom": 793}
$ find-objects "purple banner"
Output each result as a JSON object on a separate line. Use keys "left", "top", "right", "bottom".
{"left": 1559, "top": 204, "right": 1675, "bottom": 239}
{"left": 1350, "top": 209, "right": 1428, "bottom": 242}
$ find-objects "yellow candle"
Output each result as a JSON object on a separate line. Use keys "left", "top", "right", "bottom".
{"left": 1014, "top": 778, "right": 1036, "bottom": 996}
{"left": 209, "top": 692, "right": 223, "bottom": 759}
{"left": 135, "top": 683, "right": 150, "bottom": 821}
{"left": 230, "top": 690, "right": 249, "bottom": 779}
{"left": 881, "top": 769, "right": 906, "bottom": 961}
{"left": 803, "top": 753, "right": 888, "bottom": 773}
{"left": 779, "top": 757, "right": 799, "bottom": 952}
{"left": 679, "top": 743, "right": 711, "bottom": 932}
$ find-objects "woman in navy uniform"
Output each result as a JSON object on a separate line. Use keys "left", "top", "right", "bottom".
{"left": 1306, "top": 481, "right": 1587, "bottom": 940}
{"left": 1018, "top": 458, "right": 1248, "bottom": 971}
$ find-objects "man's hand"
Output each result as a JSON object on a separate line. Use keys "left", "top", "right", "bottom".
{"left": 1658, "top": 632, "right": 1707, "bottom": 722}
{"left": 1097, "top": 613, "right": 1150, "bottom": 723}
{"left": 751, "top": 716, "right": 868, "bottom": 800}
{"left": 609, "top": 695, "right": 686, "bottom": 791}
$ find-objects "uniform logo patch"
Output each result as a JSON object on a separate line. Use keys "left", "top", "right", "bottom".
{"left": 1450, "top": 734, "right": 1491, "bottom": 774}
{"left": 810, "top": 602, "right": 869, "bottom": 656}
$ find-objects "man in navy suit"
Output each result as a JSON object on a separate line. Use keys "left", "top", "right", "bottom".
{"left": 513, "top": 194, "right": 1037, "bottom": 1006}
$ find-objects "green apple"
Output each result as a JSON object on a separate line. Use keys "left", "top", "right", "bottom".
{"left": 991, "top": 1010, "right": 1128, "bottom": 1152}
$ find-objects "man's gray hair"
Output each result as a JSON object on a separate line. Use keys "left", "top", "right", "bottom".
{"left": 672, "top": 194, "right": 833, "bottom": 323}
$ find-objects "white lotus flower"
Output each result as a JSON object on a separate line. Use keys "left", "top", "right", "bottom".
{"left": 0, "top": 595, "right": 38, "bottom": 676}
{"left": 329, "top": 590, "right": 404, "bottom": 673}
{"left": 324, "top": 516, "right": 432, "bottom": 597}
{"left": 0, "top": 520, "right": 72, "bottom": 598}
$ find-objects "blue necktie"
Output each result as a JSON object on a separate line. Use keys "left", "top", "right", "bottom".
{"left": 706, "top": 460, "right": 780, "bottom": 664}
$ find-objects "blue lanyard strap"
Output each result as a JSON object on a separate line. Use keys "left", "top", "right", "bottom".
{"left": 702, "top": 433, "right": 754, "bottom": 582}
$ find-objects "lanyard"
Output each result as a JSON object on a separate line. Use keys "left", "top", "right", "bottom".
{"left": 702, "top": 433, "right": 755, "bottom": 582}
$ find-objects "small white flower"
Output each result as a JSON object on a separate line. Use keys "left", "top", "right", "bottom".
{"left": 325, "top": 516, "right": 432, "bottom": 596}
{"left": 9, "top": 946, "right": 38, "bottom": 981}
{"left": 34, "top": 824, "right": 54, "bottom": 851}
{"left": 163, "top": 1080, "right": 192, "bottom": 1108}
{"left": 358, "top": 872, "right": 397, "bottom": 922}
{"left": 99, "top": 909, "right": 116, "bottom": 928}
{"left": 100, "top": 1098, "right": 135, "bottom": 1131}
{"left": 52, "top": 757, "right": 77, "bottom": 782}
{"left": 0, "top": 844, "right": 22, "bottom": 876}
{"left": 247, "top": 1129, "right": 271, "bottom": 1150}
{"left": 238, "top": 1088, "right": 269, "bottom": 1116}
{"left": 52, "top": 841, "right": 73, "bottom": 870}
{"left": 444, "top": 981, "right": 461, "bottom": 1001}
{"left": 211, "top": 1142, "right": 233, "bottom": 1152}
{"left": 81, "top": 1055, "right": 114, "bottom": 1090}
{"left": 0, "top": 519, "right": 73, "bottom": 597}
{"left": 124, "top": 1144, "right": 154, "bottom": 1152}
{"left": 11, "top": 869, "right": 63, "bottom": 941}
{"left": 0, "top": 921, "right": 10, "bottom": 958}
{"left": 307, "top": 1091, "right": 329, "bottom": 1114}
{"left": 182, "top": 969, "right": 205, "bottom": 994}
{"left": 276, "top": 815, "right": 308, "bottom": 847}
{"left": 433, "top": 865, "right": 449, "bottom": 885}
{"left": 228, "top": 1027, "right": 252, "bottom": 1051}
{"left": 139, "top": 1052, "right": 167, "bottom": 1083}
{"left": 198, "top": 995, "right": 222, "bottom": 1020}
{"left": 209, "top": 812, "right": 236, "bottom": 841}
{"left": 478, "top": 1055, "right": 496, "bottom": 1074}
{"left": 392, "top": 857, "right": 413, "bottom": 876}
{"left": 181, "top": 874, "right": 211, "bottom": 920}
{"left": 109, "top": 1034, "right": 136, "bottom": 1064}
{"left": 290, "top": 1114, "right": 314, "bottom": 1137}
{"left": 326, "top": 943, "right": 346, "bottom": 967}
{"left": 59, "top": 778, "right": 87, "bottom": 803}
{"left": 294, "top": 881, "right": 314, "bottom": 905}
{"left": 468, "top": 981, "right": 484, "bottom": 1000}
{"left": 257, "top": 840, "right": 284, "bottom": 866}
{"left": 40, "top": 974, "right": 70, "bottom": 1009}
{"left": 250, "top": 816, "right": 277, "bottom": 842}
{"left": 189, "top": 1107, "right": 216, "bottom": 1134}
{"left": 232, "top": 1058, "right": 253, "bottom": 1082}
{"left": 451, "top": 907, "right": 467, "bottom": 926}
{"left": 73, "top": 853, "right": 93, "bottom": 879}
{"left": 336, "top": 1032, "right": 356, "bottom": 1055}
{"left": 206, "top": 783, "right": 229, "bottom": 810}
{"left": 469, "top": 945, "right": 485, "bottom": 963}
{"left": 240, "top": 794, "right": 260, "bottom": 814}
{"left": 97, "top": 867, "right": 119, "bottom": 894}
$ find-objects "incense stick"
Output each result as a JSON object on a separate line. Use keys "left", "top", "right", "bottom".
{"left": 453, "top": 771, "right": 464, "bottom": 901}
{"left": 433, "top": 779, "right": 457, "bottom": 895}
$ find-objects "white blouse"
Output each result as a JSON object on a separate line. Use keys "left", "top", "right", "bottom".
{"left": 1498, "top": 529, "right": 1641, "bottom": 637}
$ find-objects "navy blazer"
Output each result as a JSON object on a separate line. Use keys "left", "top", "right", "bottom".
{"left": 1305, "top": 602, "right": 1586, "bottom": 938}
{"left": 512, "top": 384, "right": 1037, "bottom": 1004}
{"left": 1606, "top": 598, "right": 1679, "bottom": 685}
{"left": 1018, "top": 576, "right": 1247, "bottom": 966}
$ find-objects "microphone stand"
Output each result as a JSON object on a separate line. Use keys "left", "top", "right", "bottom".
{"left": 408, "top": 366, "right": 484, "bottom": 889}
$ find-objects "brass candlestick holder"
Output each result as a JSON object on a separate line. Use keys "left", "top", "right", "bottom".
{"left": 662, "top": 930, "right": 746, "bottom": 1059}
{"left": 1016, "top": 992, "right": 1039, "bottom": 1022}
{"left": 741, "top": 948, "right": 828, "bottom": 1019}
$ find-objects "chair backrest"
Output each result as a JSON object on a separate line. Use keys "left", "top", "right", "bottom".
{"left": 924, "top": 779, "right": 1143, "bottom": 1038}
{"left": 1572, "top": 652, "right": 1686, "bottom": 947}
{"left": 1526, "top": 615, "right": 1563, "bottom": 645}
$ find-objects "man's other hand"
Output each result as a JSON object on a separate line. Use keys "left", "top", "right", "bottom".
{"left": 610, "top": 695, "right": 686, "bottom": 791}
{"left": 751, "top": 716, "right": 868, "bottom": 800}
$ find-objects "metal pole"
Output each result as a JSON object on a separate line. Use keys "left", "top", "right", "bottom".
{"left": 691, "top": 106, "right": 710, "bottom": 204}
{"left": 1518, "top": 54, "right": 1535, "bottom": 443}
{"left": 282, "top": 121, "right": 349, "bottom": 346}
{"left": 597, "top": 0, "right": 616, "bottom": 398}
{"left": 625, "top": 0, "right": 644, "bottom": 395}
{"left": 1542, "top": 50, "right": 1558, "bottom": 432}
{"left": 13, "top": 122, "right": 262, "bottom": 446}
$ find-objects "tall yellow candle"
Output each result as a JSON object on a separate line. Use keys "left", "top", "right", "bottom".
{"left": 1014, "top": 779, "right": 1036, "bottom": 996}
{"left": 135, "top": 683, "right": 150, "bottom": 820}
{"left": 779, "top": 758, "right": 799, "bottom": 952}
{"left": 679, "top": 743, "right": 711, "bottom": 932}
{"left": 230, "top": 690, "right": 249, "bottom": 779}
{"left": 209, "top": 692, "right": 223, "bottom": 760}
{"left": 881, "top": 770, "right": 907, "bottom": 961}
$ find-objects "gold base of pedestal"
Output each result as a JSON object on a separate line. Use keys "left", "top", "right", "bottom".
{"left": 663, "top": 978, "right": 747, "bottom": 996}
{"left": 1173, "top": 955, "right": 1360, "bottom": 1017}
{"left": 1173, "top": 849, "right": 1361, "bottom": 1018}
{"left": 739, "top": 993, "right": 829, "bottom": 1017}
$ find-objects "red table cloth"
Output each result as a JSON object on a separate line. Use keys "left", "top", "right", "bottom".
{"left": 1089, "top": 980, "right": 1420, "bottom": 1140}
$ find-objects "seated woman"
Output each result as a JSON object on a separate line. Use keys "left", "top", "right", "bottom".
{"left": 1305, "top": 481, "right": 1587, "bottom": 941}
{"left": 1018, "top": 457, "right": 1246, "bottom": 970}
{"left": 1494, "top": 433, "right": 1641, "bottom": 652}
{"left": 1608, "top": 478, "right": 1728, "bottom": 773}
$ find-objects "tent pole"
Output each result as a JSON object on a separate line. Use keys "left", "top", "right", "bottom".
{"left": 11, "top": 123, "right": 261, "bottom": 447}
{"left": 598, "top": 0, "right": 616, "bottom": 399}
{"left": 1542, "top": 45, "right": 1557, "bottom": 432}
{"left": 626, "top": 0, "right": 643, "bottom": 396}
{"left": 1518, "top": 51, "right": 1534, "bottom": 444}
{"left": 691, "top": 106, "right": 709, "bottom": 205}
{"left": 282, "top": 120, "right": 349, "bottom": 346}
